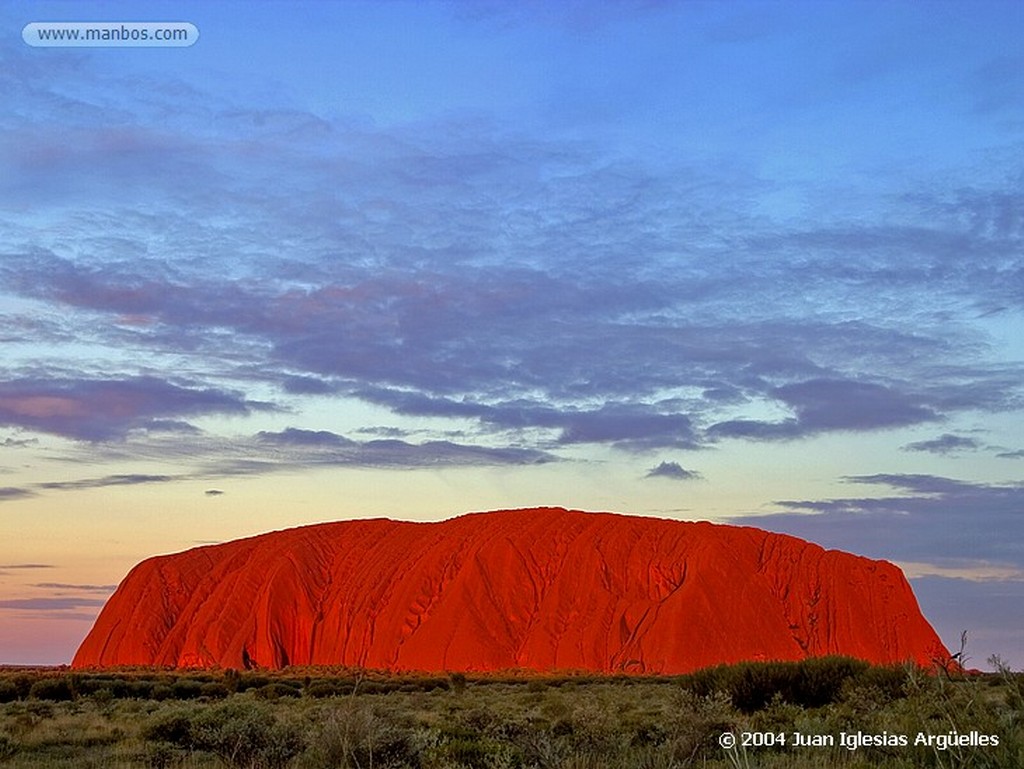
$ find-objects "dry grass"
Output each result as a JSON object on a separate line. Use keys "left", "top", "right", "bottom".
{"left": 0, "top": 661, "right": 1021, "bottom": 768}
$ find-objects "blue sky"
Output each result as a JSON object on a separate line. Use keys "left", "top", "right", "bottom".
{"left": 1, "top": 0, "right": 1023, "bottom": 668}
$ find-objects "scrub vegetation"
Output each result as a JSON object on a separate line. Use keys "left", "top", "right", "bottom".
{"left": 0, "top": 656, "right": 1021, "bottom": 768}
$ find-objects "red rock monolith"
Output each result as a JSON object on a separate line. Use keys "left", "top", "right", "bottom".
{"left": 73, "top": 508, "right": 947, "bottom": 671}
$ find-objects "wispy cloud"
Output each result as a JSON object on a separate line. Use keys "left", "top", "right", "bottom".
{"left": 0, "top": 428, "right": 558, "bottom": 505}
{"left": 32, "top": 583, "right": 118, "bottom": 593}
{"left": 37, "top": 474, "right": 174, "bottom": 491}
{"left": 248, "top": 428, "right": 555, "bottom": 469}
{"left": 0, "top": 377, "right": 259, "bottom": 441}
{"left": 48, "top": 427, "right": 558, "bottom": 478}
{"left": 899, "top": 562, "right": 1024, "bottom": 581}
{"left": 1, "top": 437, "right": 37, "bottom": 448}
{"left": 256, "top": 428, "right": 355, "bottom": 448}
{"left": 902, "top": 433, "right": 982, "bottom": 455}
{"left": 0, "top": 487, "right": 35, "bottom": 501}
{"left": 0, "top": 597, "right": 107, "bottom": 610}
{"left": 0, "top": 563, "right": 54, "bottom": 570}
{"left": 0, "top": 475, "right": 178, "bottom": 503}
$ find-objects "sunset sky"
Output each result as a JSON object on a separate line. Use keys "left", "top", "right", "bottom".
{"left": 2, "top": 0, "right": 1023, "bottom": 668}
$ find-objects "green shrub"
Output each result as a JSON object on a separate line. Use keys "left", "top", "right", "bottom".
{"left": 449, "top": 672, "right": 468, "bottom": 694}
{"left": 191, "top": 702, "right": 304, "bottom": 769}
{"left": 308, "top": 702, "right": 417, "bottom": 769}
{"left": 304, "top": 681, "right": 335, "bottom": 699}
{"left": 354, "top": 680, "right": 396, "bottom": 695}
{"left": 151, "top": 684, "right": 174, "bottom": 701}
{"left": 254, "top": 683, "right": 301, "bottom": 700}
{"left": 526, "top": 679, "right": 547, "bottom": 694}
{"left": 143, "top": 707, "right": 196, "bottom": 745}
{"left": 10, "top": 675, "right": 33, "bottom": 700}
{"left": 25, "top": 700, "right": 54, "bottom": 718}
{"left": 842, "top": 663, "right": 908, "bottom": 705}
{"left": 124, "top": 680, "right": 157, "bottom": 699}
{"left": 424, "top": 725, "right": 514, "bottom": 769}
{"left": 199, "top": 682, "right": 230, "bottom": 699}
{"left": 665, "top": 688, "right": 743, "bottom": 763}
{"left": 169, "top": 679, "right": 203, "bottom": 700}
{"left": 415, "top": 676, "right": 450, "bottom": 692}
{"left": 223, "top": 668, "right": 242, "bottom": 693}
{"left": 81, "top": 676, "right": 132, "bottom": 699}
{"left": 680, "top": 657, "right": 878, "bottom": 713}
{"left": 145, "top": 741, "right": 180, "bottom": 769}
{"left": 788, "top": 656, "right": 869, "bottom": 708}
{"left": 429, "top": 736, "right": 491, "bottom": 768}
{"left": 238, "top": 675, "right": 271, "bottom": 692}
{"left": 28, "top": 677, "right": 74, "bottom": 701}
{"left": 0, "top": 734, "right": 17, "bottom": 761}
{"left": 90, "top": 687, "right": 115, "bottom": 706}
{"left": 144, "top": 701, "right": 304, "bottom": 769}
{"left": 0, "top": 679, "right": 18, "bottom": 704}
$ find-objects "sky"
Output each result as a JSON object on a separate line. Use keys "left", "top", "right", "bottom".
{"left": 1, "top": 0, "right": 1022, "bottom": 669}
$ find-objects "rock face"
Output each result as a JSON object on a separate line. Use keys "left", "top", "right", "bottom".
{"left": 73, "top": 508, "right": 947, "bottom": 672}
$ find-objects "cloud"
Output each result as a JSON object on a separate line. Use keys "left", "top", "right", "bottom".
{"left": 256, "top": 428, "right": 356, "bottom": 448}
{"left": 775, "top": 380, "right": 939, "bottom": 430}
{"left": 0, "top": 486, "right": 35, "bottom": 501}
{"left": 0, "top": 377, "right": 258, "bottom": 441}
{"left": 556, "top": 409, "right": 698, "bottom": 449}
{"left": 846, "top": 473, "right": 974, "bottom": 496}
{"left": 6, "top": 231, "right": 1017, "bottom": 454}
{"left": 358, "top": 439, "right": 556, "bottom": 468}
{"left": 709, "top": 379, "right": 940, "bottom": 441}
{"left": 899, "top": 562, "right": 1024, "bottom": 581}
{"left": 902, "top": 433, "right": 982, "bottom": 455}
{"left": 1, "top": 29, "right": 1023, "bottom": 462}
{"left": 355, "top": 426, "right": 412, "bottom": 438}
{"left": 280, "top": 376, "right": 338, "bottom": 395}
{"left": 36, "top": 474, "right": 174, "bottom": 491}
{"left": 141, "top": 420, "right": 203, "bottom": 435}
{"left": 73, "top": 426, "right": 557, "bottom": 474}
{"left": 645, "top": 461, "right": 701, "bottom": 481}
{"left": 0, "top": 597, "right": 107, "bottom": 610}
{"left": 250, "top": 428, "right": 556, "bottom": 469}
{"left": 2, "top": 427, "right": 555, "bottom": 501}
{"left": 355, "top": 388, "right": 700, "bottom": 450}
{"left": 32, "top": 583, "right": 118, "bottom": 592}
{"left": 997, "top": 449, "right": 1024, "bottom": 459}
{"left": 1, "top": 436, "right": 37, "bottom": 448}
{"left": 0, "top": 563, "right": 54, "bottom": 569}
{"left": 731, "top": 474, "right": 1024, "bottom": 574}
